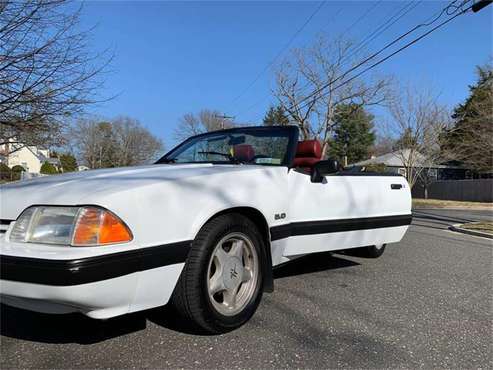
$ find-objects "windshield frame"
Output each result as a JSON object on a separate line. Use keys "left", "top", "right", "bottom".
{"left": 156, "top": 126, "right": 300, "bottom": 167}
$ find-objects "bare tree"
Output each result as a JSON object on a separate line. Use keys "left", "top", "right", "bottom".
{"left": 274, "top": 35, "right": 391, "bottom": 156}
{"left": 371, "top": 134, "right": 396, "bottom": 157}
{"left": 0, "top": 0, "right": 110, "bottom": 153}
{"left": 70, "top": 117, "right": 163, "bottom": 168}
{"left": 173, "top": 109, "right": 235, "bottom": 142}
{"left": 387, "top": 85, "right": 451, "bottom": 189}
{"left": 70, "top": 119, "right": 114, "bottom": 169}
{"left": 111, "top": 117, "right": 164, "bottom": 167}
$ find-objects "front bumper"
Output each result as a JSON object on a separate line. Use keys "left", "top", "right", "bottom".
{"left": 1, "top": 274, "right": 139, "bottom": 318}
{"left": 0, "top": 241, "right": 191, "bottom": 318}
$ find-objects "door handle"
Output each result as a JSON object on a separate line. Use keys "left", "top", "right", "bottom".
{"left": 391, "top": 184, "right": 403, "bottom": 190}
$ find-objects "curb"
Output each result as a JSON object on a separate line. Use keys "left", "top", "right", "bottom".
{"left": 449, "top": 224, "right": 493, "bottom": 239}
{"left": 413, "top": 207, "right": 493, "bottom": 211}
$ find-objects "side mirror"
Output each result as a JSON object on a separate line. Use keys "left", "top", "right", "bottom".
{"left": 311, "top": 159, "right": 340, "bottom": 183}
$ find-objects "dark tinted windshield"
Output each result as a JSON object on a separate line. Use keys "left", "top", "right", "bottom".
{"left": 157, "top": 126, "right": 298, "bottom": 166}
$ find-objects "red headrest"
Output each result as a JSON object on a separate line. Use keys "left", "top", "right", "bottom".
{"left": 296, "top": 140, "right": 322, "bottom": 159}
{"left": 293, "top": 140, "right": 322, "bottom": 170}
{"left": 293, "top": 157, "right": 320, "bottom": 168}
{"left": 233, "top": 144, "right": 255, "bottom": 162}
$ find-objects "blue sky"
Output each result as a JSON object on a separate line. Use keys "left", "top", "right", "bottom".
{"left": 78, "top": 1, "right": 492, "bottom": 148}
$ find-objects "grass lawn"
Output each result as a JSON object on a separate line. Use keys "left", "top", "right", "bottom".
{"left": 413, "top": 198, "right": 493, "bottom": 209}
{"left": 460, "top": 222, "right": 493, "bottom": 235}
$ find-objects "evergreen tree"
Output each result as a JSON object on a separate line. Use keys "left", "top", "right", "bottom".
{"left": 48, "top": 150, "right": 77, "bottom": 172}
{"left": 328, "top": 104, "right": 375, "bottom": 164}
{"left": 441, "top": 65, "right": 493, "bottom": 172}
{"left": 263, "top": 106, "right": 290, "bottom": 126}
{"left": 40, "top": 161, "right": 58, "bottom": 174}
{"left": 59, "top": 153, "right": 78, "bottom": 172}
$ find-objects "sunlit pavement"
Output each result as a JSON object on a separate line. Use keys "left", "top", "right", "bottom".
{"left": 1, "top": 209, "right": 492, "bottom": 369}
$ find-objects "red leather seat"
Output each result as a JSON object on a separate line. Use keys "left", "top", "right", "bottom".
{"left": 233, "top": 144, "right": 255, "bottom": 162}
{"left": 293, "top": 140, "right": 322, "bottom": 171}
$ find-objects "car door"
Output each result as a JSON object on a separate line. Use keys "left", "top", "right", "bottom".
{"left": 280, "top": 169, "right": 411, "bottom": 257}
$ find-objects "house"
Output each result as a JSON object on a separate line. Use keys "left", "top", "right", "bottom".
{"left": 350, "top": 149, "right": 492, "bottom": 202}
{"left": 351, "top": 149, "right": 471, "bottom": 181}
{"left": 0, "top": 141, "right": 60, "bottom": 174}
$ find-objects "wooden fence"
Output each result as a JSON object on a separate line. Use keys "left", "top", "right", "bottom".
{"left": 412, "top": 179, "right": 493, "bottom": 202}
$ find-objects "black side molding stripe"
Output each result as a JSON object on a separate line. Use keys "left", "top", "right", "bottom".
{"left": 0, "top": 240, "right": 192, "bottom": 286}
{"left": 270, "top": 214, "right": 412, "bottom": 241}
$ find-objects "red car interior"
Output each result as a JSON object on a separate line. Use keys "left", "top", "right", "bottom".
{"left": 233, "top": 144, "right": 256, "bottom": 162}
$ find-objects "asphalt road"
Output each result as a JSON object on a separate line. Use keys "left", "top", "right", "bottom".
{"left": 1, "top": 208, "right": 492, "bottom": 369}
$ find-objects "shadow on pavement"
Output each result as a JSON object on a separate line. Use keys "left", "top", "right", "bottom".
{"left": 412, "top": 210, "right": 474, "bottom": 224}
{"left": 411, "top": 221, "right": 450, "bottom": 231}
{"left": 0, "top": 303, "right": 147, "bottom": 344}
{"left": 1, "top": 252, "right": 359, "bottom": 343}
{"left": 274, "top": 251, "right": 359, "bottom": 278}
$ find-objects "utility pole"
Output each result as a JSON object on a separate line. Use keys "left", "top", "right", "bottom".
{"left": 343, "top": 131, "right": 349, "bottom": 168}
{"left": 214, "top": 113, "right": 235, "bottom": 129}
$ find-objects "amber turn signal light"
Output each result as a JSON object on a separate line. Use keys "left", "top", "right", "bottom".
{"left": 72, "top": 207, "right": 133, "bottom": 246}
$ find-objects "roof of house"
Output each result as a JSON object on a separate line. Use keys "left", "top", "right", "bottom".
{"left": 352, "top": 149, "right": 425, "bottom": 167}
{"left": 26, "top": 147, "right": 60, "bottom": 166}
{"left": 351, "top": 149, "right": 467, "bottom": 170}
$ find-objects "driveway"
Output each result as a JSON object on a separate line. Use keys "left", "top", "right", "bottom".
{"left": 1, "top": 209, "right": 492, "bottom": 369}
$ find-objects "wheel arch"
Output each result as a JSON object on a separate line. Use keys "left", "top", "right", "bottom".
{"left": 198, "top": 206, "right": 274, "bottom": 293}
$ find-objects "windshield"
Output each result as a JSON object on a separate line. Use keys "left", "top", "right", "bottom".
{"left": 157, "top": 126, "right": 298, "bottom": 166}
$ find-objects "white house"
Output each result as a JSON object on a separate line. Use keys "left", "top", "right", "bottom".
{"left": 351, "top": 149, "right": 471, "bottom": 181}
{"left": 0, "top": 142, "right": 59, "bottom": 174}
{"left": 351, "top": 149, "right": 423, "bottom": 177}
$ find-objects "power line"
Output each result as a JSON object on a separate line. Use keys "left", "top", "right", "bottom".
{"left": 235, "top": 0, "right": 480, "bottom": 122}
{"left": 472, "top": 0, "right": 493, "bottom": 12}
{"left": 283, "top": 1, "right": 383, "bottom": 99}
{"left": 289, "top": 1, "right": 420, "bottom": 109}
{"left": 340, "top": 0, "right": 383, "bottom": 36}
{"left": 296, "top": 1, "right": 476, "bottom": 113}
{"left": 290, "top": 0, "right": 472, "bottom": 112}
{"left": 343, "top": 1, "right": 422, "bottom": 65}
{"left": 234, "top": 3, "right": 346, "bottom": 120}
{"left": 236, "top": 1, "right": 414, "bottom": 120}
{"left": 228, "top": 1, "right": 325, "bottom": 108}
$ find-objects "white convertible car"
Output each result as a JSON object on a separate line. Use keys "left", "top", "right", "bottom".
{"left": 0, "top": 126, "right": 411, "bottom": 333}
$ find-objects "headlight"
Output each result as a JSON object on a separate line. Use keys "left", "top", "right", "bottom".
{"left": 9, "top": 206, "right": 133, "bottom": 247}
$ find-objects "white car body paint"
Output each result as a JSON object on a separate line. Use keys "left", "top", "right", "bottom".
{"left": 0, "top": 160, "right": 411, "bottom": 318}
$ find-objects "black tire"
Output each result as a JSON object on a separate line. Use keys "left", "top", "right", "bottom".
{"left": 171, "top": 213, "right": 264, "bottom": 334}
{"left": 360, "top": 244, "right": 386, "bottom": 258}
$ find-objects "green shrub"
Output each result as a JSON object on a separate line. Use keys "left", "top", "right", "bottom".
{"left": 364, "top": 163, "right": 387, "bottom": 173}
{"left": 11, "top": 165, "right": 25, "bottom": 181}
{"left": 40, "top": 161, "right": 58, "bottom": 175}
{"left": 0, "top": 163, "right": 11, "bottom": 181}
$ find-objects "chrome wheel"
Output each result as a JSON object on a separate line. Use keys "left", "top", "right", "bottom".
{"left": 207, "top": 232, "right": 259, "bottom": 316}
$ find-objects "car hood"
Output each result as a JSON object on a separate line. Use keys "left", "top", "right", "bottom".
{"left": 0, "top": 163, "right": 268, "bottom": 220}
